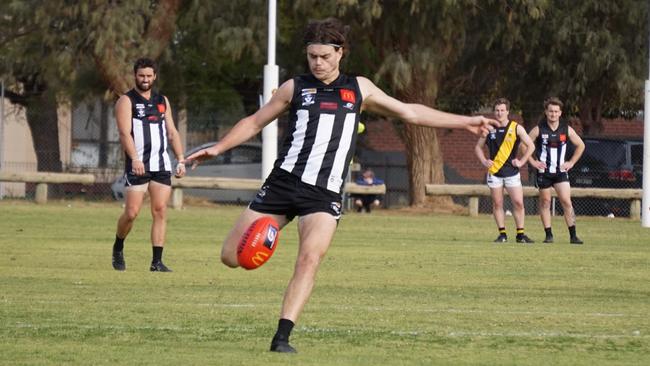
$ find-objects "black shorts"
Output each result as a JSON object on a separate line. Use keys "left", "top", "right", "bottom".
{"left": 535, "top": 171, "right": 569, "bottom": 189}
{"left": 249, "top": 167, "right": 342, "bottom": 221}
{"left": 124, "top": 171, "right": 172, "bottom": 187}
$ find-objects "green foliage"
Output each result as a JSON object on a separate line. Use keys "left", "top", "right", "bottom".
{"left": 1, "top": 201, "right": 649, "bottom": 365}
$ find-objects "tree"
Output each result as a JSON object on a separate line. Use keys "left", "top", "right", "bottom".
{"left": 335, "top": 0, "right": 482, "bottom": 206}
{"left": 443, "top": 0, "right": 647, "bottom": 132}
{"left": 0, "top": 0, "right": 182, "bottom": 172}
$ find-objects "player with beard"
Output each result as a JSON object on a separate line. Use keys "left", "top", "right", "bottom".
{"left": 111, "top": 57, "right": 186, "bottom": 272}
{"left": 187, "top": 18, "right": 498, "bottom": 353}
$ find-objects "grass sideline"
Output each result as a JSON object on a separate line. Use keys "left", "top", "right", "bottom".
{"left": 1, "top": 200, "right": 648, "bottom": 365}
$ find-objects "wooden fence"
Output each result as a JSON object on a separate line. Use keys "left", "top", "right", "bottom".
{"left": 170, "top": 177, "right": 385, "bottom": 209}
{"left": 1, "top": 171, "right": 639, "bottom": 220}
{"left": 425, "top": 184, "right": 642, "bottom": 220}
{"left": 0, "top": 171, "right": 96, "bottom": 204}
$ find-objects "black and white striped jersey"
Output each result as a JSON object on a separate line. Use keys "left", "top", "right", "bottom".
{"left": 124, "top": 89, "right": 172, "bottom": 173}
{"left": 535, "top": 120, "right": 569, "bottom": 174}
{"left": 275, "top": 74, "right": 362, "bottom": 194}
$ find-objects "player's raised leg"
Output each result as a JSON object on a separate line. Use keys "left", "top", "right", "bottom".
{"left": 221, "top": 208, "right": 289, "bottom": 268}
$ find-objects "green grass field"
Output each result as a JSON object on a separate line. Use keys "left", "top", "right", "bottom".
{"left": 1, "top": 200, "right": 649, "bottom": 365}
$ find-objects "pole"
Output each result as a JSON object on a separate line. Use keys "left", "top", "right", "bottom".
{"left": 643, "top": 0, "right": 650, "bottom": 226}
{"left": 261, "top": 0, "right": 279, "bottom": 180}
{"left": 0, "top": 79, "right": 5, "bottom": 198}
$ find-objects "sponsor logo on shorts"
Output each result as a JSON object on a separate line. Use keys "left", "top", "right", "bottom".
{"left": 330, "top": 202, "right": 341, "bottom": 216}
{"left": 254, "top": 185, "right": 268, "bottom": 203}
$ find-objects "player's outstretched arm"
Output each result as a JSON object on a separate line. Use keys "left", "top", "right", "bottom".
{"left": 357, "top": 76, "right": 497, "bottom": 135}
{"left": 186, "top": 80, "right": 293, "bottom": 168}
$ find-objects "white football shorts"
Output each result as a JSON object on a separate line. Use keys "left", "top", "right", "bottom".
{"left": 486, "top": 172, "right": 521, "bottom": 188}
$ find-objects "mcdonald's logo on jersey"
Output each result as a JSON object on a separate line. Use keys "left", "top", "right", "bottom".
{"left": 560, "top": 134, "right": 567, "bottom": 142}
{"left": 340, "top": 89, "right": 356, "bottom": 103}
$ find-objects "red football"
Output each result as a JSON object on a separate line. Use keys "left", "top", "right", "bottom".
{"left": 237, "top": 217, "right": 280, "bottom": 270}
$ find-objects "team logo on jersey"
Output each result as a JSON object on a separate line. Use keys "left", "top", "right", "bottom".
{"left": 320, "top": 102, "right": 338, "bottom": 110}
{"left": 301, "top": 93, "right": 315, "bottom": 106}
{"left": 135, "top": 103, "right": 146, "bottom": 118}
{"left": 301, "top": 88, "right": 316, "bottom": 106}
{"left": 157, "top": 104, "right": 166, "bottom": 113}
{"left": 343, "top": 102, "right": 354, "bottom": 110}
{"left": 340, "top": 89, "right": 355, "bottom": 103}
{"left": 559, "top": 134, "right": 566, "bottom": 142}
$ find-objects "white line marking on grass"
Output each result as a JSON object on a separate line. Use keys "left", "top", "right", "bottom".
{"left": 298, "top": 326, "right": 646, "bottom": 339}
{"left": 13, "top": 299, "right": 648, "bottom": 319}
{"left": 11, "top": 323, "right": 645, "bottom": 340}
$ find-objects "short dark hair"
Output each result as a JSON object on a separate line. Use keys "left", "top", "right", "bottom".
{"left": 133, "top": 58, "right": 157, "bottom": 74}
{"left": 493, "top": 98, "right": 510, "bottom": 110}
{"left": 544, "top": 96, "right": 563, "bottom": 110}
{"left": 303, "top": 18, "right": 349, "bottom": 51}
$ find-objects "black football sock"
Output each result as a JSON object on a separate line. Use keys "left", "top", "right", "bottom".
{"left": 544, "top": 227, "right": 553, "bottom": 236}
{"left": 498, "top": 227, "right": 507, "bottom": 237}
{"left": 568, "top": 225, "right": 577, "bottom": 238}
{"left": 152, "top": 246, "right": 164, "bottom": 263}
{"left": 273, "top": 318, "right": 295, "bottom": 343}
{"left": 113, "top": 235, "right": 125, "bottom": 252}
{"left": 516, "top": 228, "right": 525, "bottom": 238}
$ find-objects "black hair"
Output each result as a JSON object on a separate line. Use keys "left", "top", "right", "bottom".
{"left": 133, "top": 57, "right": 157, "bottom": 74}
{"left": 303, "top": 18, "right": 349, "bottom": 51}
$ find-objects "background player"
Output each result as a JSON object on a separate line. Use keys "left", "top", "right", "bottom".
{"left": 112, "top": 57, "right": 186, "bottom": 272}
{"left": 528, "top": 97, "right": 585, "bottom": 244}
{"left": 475, "top": 98, "right": 535, "bottom": 243}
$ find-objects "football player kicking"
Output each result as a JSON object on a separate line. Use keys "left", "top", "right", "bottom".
{"left": 187, "top": 18, "right": 498, "bottom": 353}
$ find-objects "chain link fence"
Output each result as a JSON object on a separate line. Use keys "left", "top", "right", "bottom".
{"left": 0, "top": 95, "right": 643, "bottom": 217}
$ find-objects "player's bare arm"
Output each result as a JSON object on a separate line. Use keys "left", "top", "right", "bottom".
{"left": 474, "top": 135, "right": 493, "bottom": 168}
{"left": 562, "top": 126, "right": 585, "bottom": 171}
{"left": 526, "top": 126, "right": 546, "bottom": 170}
{"left": 512, "top": 125, "right": 535, "bottom": 168}
{"left": 187, "top": 79, "right": 294, "bottom": 168}
{"left": 357, "top": 77, "right": 497, "bottom": 135}
{"left": 115, "top": 95, "right": 145, "bottom": 176}
{"left": 163, "top": 96, "right": 186, "bottom": 178}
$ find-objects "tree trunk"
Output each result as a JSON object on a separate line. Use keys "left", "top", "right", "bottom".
{"left": 578, "top": 93, "right": 604, "bottom": 135}
{"left": 403, "top": 124, "right": 445, "bottom": 206}
{"left": 25, "top": 90, "right": 62, "bottom": 172}
{"left": 397, "top": 79, "right": 449, "bottom": 207}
